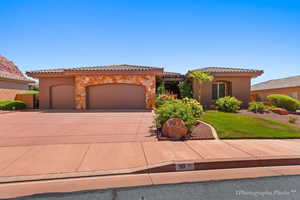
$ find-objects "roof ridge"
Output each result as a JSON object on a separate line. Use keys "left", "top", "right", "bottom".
{"left": 190, "top": 66, "right": 263, "bottom": 73}
{"left": 27, "top": 64, "right": 164, "bottom": 74}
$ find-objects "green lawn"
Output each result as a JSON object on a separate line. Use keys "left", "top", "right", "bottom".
{"left": 201, "top": 111, "right": 300, "bottom": 139}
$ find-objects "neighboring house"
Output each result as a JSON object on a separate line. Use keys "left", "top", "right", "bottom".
{"left": 26, "top": 65, "right": 163, "bottom": 109}
{"left": 190, "top": 67, "right": 263, "bottom": 107}
{"left": 251, "top": 75, "right": 300, "bottom": 101}
{"left": 0, "top": 56, "right": 33, "bottom": 101}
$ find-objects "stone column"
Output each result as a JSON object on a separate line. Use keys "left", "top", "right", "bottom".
{"left": 75, "top": 76, "right": 86, "bottom": 109}
{"left": 145, "top": 75, "right": 156, "bottom": 109}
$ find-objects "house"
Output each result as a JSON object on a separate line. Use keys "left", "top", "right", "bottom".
{"left": 26, "top": 65, "right": 164, "bottom": 109}
{"left": 251, "top": 75, "right": 300, "bottom": 101}
{"left": 0, "top": 56, "right": 34, "bottom": 101}
{"left": 190, "top": 67, "right": 263, "bottom": 107}
{"left": 26, "top": 65, "right": 263, "bottom": 109}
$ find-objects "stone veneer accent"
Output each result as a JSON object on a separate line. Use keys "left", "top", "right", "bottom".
{"left": 75, "top": 74, "right": 156, "bottom": 109}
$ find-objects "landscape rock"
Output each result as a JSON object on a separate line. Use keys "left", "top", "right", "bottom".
{"left": 191, "top": 120, "right": 215, "bottom": 139}
{"left": 271, "top": 108, "right": 289, "bottom": 115}
{"left": 162, "top": 118, "right": 188, "bottom": 140}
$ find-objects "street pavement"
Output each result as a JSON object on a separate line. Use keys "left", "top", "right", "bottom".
{"left": 8, "top": 175, "right": 300, "bottom": 200}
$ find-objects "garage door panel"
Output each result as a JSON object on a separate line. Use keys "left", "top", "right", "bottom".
{"left": 88, "top": 84, "right": 146, "bottom": 109}
{"left": 51, "top": 85, "right": 75, "bottom": 109}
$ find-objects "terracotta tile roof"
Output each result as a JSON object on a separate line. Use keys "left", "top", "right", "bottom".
{"left": 27, "top": 64, "right": 163, "bottom": 74}
{"left": 0, "top": 55, "right": 33, "bottom": 83}
{"left": 190, "top": 67, "right": 263, "bottom": 74}
{"left": 252, "top": 75, "right": 300, "bottom": 91}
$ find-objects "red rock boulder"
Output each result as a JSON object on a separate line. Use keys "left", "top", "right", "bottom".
{"left": 271, "top": 108, "right": 289, "bottom": 115}
{"left": 162, "top": 118, "right": 188, "bottom": 140}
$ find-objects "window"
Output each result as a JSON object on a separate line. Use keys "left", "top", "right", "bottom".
{"left": 212, "top": 82, "right": 227, "bottom": 100}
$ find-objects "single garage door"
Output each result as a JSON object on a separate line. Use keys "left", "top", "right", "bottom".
{"left": 87, "top": 84, "right": 146, "bottom": 109}
{"left": 51, "top": 85, "right": 75, "bottom": 109}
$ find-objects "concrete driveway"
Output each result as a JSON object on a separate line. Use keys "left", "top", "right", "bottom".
{"left": 0, "top": 110, "right": 156, "bottom": 147}
{"left": 3, "top": 111, "right": 300, "bottom": 188}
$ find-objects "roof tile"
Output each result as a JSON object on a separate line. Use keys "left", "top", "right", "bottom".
{"left": 190, "top": 67, "right": 263, "bottom": 74}
{"left": 0, "top": 55, "right": 33, "bottom": 82}
{"left": 27, "top": 64, "right": 163, "bottom": 74}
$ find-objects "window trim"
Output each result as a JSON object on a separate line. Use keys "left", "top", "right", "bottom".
{"left": 212, "top": 82, "right": 227, "bottom": 100}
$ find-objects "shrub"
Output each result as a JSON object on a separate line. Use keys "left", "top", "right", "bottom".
{"left": 155, "top": 101, "right": 199, "bottom": 129}
{"left": 267, "top": 94, "right": 300, "bottom": 111}
{"left": 215, "top": 96, "right": 242, "bottom": 112}
{"left": 178, "top": 80, "right": 192, "bottom": 98}
{"left": 0, "top": 100, "right": 26, "bottom": 110}
{"left": 155, "top": 95, "right": 179, "bottom": 107}
{"left": 182, "top": 98, "right": 203, "bottom": 118}
{"left": 289, "top": 116, "right": 298, "bottom": 124}
{"left": 248, "top": 101, "right": 267, "bottom": 113}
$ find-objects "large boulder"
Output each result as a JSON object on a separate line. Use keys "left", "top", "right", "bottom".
{"left": 190, "top": 120, "right": 215, "bottom": 139}
{"left": 162, "top": 118, "right": 188, "bottom": 140}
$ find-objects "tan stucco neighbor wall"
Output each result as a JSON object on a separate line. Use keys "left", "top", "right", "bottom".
{"left": 74, "top": 74, "right": 156, "bottom": 109}
{"left": 0, "top": 80, "right": 28, "bottom": 101}
{"left": 193, "top": 76, "right": 251, "bottom": 107}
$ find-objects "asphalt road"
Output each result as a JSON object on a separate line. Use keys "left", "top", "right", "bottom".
{"left": 9, "top": 175, "right": 300, "bottom": 200}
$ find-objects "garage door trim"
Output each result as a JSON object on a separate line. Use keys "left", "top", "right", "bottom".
{"left": 50, "top": 84, "right": 75, "bottom": 109}
{"left": 86, "top": 83, "right": 146, "bottom": 109}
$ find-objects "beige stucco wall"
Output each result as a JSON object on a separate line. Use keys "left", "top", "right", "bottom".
{"left": 252, "top": 87, "right": 300, "bottom": 101}
{"left": 193, "top": 76, "right": 251, "bottom": 107}
{"left": 0, "top": 80, "right": 28, "bottom": 101}
{"left": 39, "top": 77, "right": 75, "bottom": 109}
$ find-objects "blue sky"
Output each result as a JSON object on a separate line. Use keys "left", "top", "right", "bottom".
{"left": 1, "top": 0, "right": 299, "bottom": 84}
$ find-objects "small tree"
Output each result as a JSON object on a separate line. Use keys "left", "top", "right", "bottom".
{"left": 187, "top": 71, "right": 214, "bottom": 82}
{"left": 157, "top": 81, "right": 166, "bottom": 96}
{"left": 187, "top": 71, "right": 214, "bottom": 102}
{"left": 178, "top": 80, "right": 192, "bottom": 98}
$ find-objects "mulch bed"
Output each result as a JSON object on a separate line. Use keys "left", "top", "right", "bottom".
{"left": 239, "top": 110, "right": 300, "bottom": 128}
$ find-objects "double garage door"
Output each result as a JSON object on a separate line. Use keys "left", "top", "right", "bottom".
{"left": 51, "top": 84, "right": 146, "bottom": 109}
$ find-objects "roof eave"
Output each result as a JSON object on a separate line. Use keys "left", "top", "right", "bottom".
{"left": 252, "top": 85, "right": 300, "bottom": 92}
{"left": 26, "top": 69, "right": 164, "bottom": 77}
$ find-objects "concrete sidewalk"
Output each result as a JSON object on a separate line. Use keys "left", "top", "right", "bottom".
{"left": 2, "top": 139, "right": 300, "bottom": 183}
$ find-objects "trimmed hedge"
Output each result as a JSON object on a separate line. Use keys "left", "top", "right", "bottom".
{"left": 0, "top": 100, "right": 26, "bottom": 110}
{"left": 267, "top": 94, "right": 300, "bottom": 111}
{"left": 23, "top": 90, "right": 39, "bottom": 94}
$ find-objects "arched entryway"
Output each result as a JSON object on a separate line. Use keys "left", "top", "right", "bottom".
{"left": 87, "top": 84, "right": 146, "bottom": 109}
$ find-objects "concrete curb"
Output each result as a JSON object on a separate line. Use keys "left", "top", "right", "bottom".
{"left": 2, "top": 156, "right": 300, "bottom": 184}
